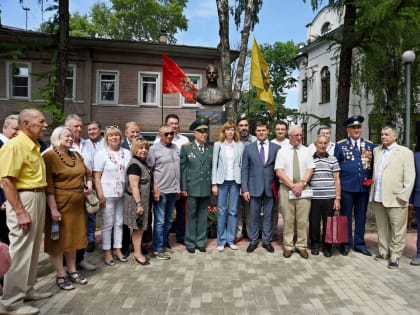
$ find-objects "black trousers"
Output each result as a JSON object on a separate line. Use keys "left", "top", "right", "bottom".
{"left": 309, "top": 198, "right": 334, "bottom": 249}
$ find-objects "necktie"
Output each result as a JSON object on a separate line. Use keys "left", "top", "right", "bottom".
{"left": 199, "top": 145, "right": 204, "bottom": 153}
{"left": 293, "top": 147, "right": 300, "bottom": 183}
{"left": 354, "top": 141, "right": 359, "bottom": 151}
{"left": 259, "top": 142, "right": 265, "bottom": 164}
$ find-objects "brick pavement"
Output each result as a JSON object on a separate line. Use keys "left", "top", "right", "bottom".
{"left": 25, "top": 228, "right": 420, "bottom": 315}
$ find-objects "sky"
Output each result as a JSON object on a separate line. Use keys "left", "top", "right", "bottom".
{"left": 0, "top": 0, "right": 321, "bottom": 108}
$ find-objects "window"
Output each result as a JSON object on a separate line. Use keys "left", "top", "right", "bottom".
{"left": 65, "top": 65, "right": 76, "bottom": 99}
{"left": 182, "top": 74, "right": 201, "bottom": 106}
{"left": 321, "top": 66, "right": 330, "bottom": 103}
{"left": 321, "top": 22, "right": 331, "bottom": 35}
{"left": 9, "top": 62, "right": 30, "bottom": 98}
{"left": 139, "top": 72, "right": 160, "bottom": 106}
{"left": 301, "top": 79, "right": 308, "bottom": 103}
{"left": 97, "top": 70, "right": 119, "bottom": 104}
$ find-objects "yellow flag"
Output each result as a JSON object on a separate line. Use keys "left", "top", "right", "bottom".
{"left": 250, "top": 38, "right": 274, "bottom": 114}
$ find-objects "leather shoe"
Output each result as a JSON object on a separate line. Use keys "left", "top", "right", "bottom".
{"left": 355, "top": 248, "right": 372, "bottom": 256}
{"left": 296, "top": 248, "right": 309, "bottom": 259}
{"left": 186, "top": 247, "right": 195, "bottom": 254}
{"left": 340, "top": 248, "right": 350, "bottom": 256}
{"left": 324, "top": 250, "right": 332, "bottom": 257}
{"left": 283, "top": 249, "right": 293, "bottom": 258}
{"left": 311, "top": 248, "right": 319, "bottom": 255}
{"left": 234, "top": 236, "right": 243, "bottom": 244}
{"left": 263, "top": 243, "right": 274, "bottom": 253}
{"left": 197, "top": 247, "right": 206, "bottom": 252}
{"left": 247, "top": 243, "right": 258, "bottom": 253}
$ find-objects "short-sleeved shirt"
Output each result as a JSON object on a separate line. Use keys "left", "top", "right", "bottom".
{"left": 147, "top": 141, "right": 180, "bottom": 194}
{"left": 274, "top": 143, "right": 315, "bottom": 183}
{"left": 0, "top": 132, "right": 46, "bottom": 189}
{"left": 310, "top": 153, "right": 340, "bottom": 199}
{"left": 93, "top": 147, "right": 131, "bottom": 197}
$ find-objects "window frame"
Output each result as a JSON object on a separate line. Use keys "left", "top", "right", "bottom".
{"left": 7, "top": 61, "right": 31, "bottom": 99}
{"left": 301, "top": 78, "right": 308, "bottom": 103}
{"left": 138, "top": 71, "right": 160, "bottom": 106}
{"left": 96, "top": 70, "right": 119, "bottom": 105}
{"left": 320, "top": 66, "right": 330, "bottom": 104}
{"left": 181, "top": 74, "right": 202, "bottom": 107}
{"left": 65, "top": 64, "right": 76, "bottom": 100}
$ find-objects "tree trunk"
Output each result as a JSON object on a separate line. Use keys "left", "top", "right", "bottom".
{"left": 335, "top": 1, "right": 356, "bottom": 140}
{"left": 55, "top": 0, "right": 69, "bottom": 112}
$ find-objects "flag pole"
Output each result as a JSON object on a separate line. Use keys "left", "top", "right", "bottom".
{"left": 161, "top": 87, "right": 164, "bottom": 124}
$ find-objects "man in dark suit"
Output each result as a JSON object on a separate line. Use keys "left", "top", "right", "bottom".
{"left": 409, "top": 152, "right": 420, "bottom": 266}
{"left": 180, "top": 118, "right": 213, "bottom": 253}
{"left": 241, "top": 121, "right": 280, "bottom": 253}
{"left": 334, "top": 115, "right": 375, "bottom": 256}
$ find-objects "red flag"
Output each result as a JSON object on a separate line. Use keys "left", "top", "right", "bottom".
{"left": 162, "top": 53, "right": 198, "bottom": 103}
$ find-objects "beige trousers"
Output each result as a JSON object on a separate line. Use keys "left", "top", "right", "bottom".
{"left": 373, "top": 201, "right": 407, "bottom": 259}
{"left": 280, "top": 185, "right": 311, "bottom": 250}
{"left": 1, "top": 191, "right": 46, "bottom": 309}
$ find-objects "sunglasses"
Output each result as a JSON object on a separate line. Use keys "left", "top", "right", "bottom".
{"left": 163, "top": 131, "right": 175, "bottom": 137}
{"left": 105, "top": 125, "right": 119, "bottom": 130}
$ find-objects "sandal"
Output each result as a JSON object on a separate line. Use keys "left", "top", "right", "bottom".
{"left": 113, "top": 253, "right": 128, "bottom": 262}
{"left": 56, "top": 276, "right": 75, "bottom": 291}
{"left": 67, "top": 271, "right": 88, "bottom": 285}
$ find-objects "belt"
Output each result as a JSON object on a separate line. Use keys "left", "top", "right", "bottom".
{"left": 18, "top": 187, "right": 46, "bottom": 193}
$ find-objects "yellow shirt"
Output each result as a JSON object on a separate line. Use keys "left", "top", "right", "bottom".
{"left": 0, "top": 132, "right": 47, "bottom": 189}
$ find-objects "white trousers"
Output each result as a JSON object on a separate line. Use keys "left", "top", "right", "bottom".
{"left": 101, "top": 197, "right": 124, "bottom": 250}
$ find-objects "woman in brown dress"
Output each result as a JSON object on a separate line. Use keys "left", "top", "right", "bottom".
{"left": 43, "top": 126, "right": 93, "bottom": 290}
{"left": 124, "top": 139, "right": 152, "bottom": 265}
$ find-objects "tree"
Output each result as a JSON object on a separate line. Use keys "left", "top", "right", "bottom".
{"left": 69, "top": 0, "right": 188, "bottom": 43}
{"left": 216, "top": 0, "right": 263, "bottom": 123}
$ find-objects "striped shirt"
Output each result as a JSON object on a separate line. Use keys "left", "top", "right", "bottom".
{"left": 310, "top": 153, "right": 340, "bottom": 199}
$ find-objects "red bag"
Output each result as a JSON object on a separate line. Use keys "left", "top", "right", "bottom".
{"left": 325, "top": 215, "right": 348, "bottom": 244}
{"left": 0, "top": 242, "right": 12, "bottom": 277}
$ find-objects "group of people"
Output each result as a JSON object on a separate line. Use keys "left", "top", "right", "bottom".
{"left": 1, "top": 108, "right": 420, "bottom": 315}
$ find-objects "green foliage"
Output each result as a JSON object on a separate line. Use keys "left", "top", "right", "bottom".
{"left": 230, "top": 0, "right": 263, "bottom": 31}
{"left": 69, "top": 0, "right": 188, "bottom": 43}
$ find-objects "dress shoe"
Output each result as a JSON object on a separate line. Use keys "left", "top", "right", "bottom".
{"left": 283, "top": 249, "right": 293, "bottom": 258}
{"left": 186, "top": 247, "right": 195, "bottom": 254}
{"left": 24, "top": 290, "right": 53, "bottom": 301}
{"left": 197, "top": 247, "right": 206, "bottom": 252}
{"left": 234, "top": 236, "right": 243, "bottom": 244}
{"left": 104, "top": 257, "right": 116, "bottom": 266}
{"left": 176, "top": 239, "right": 185, "bottom": 245}
{"left": 78, "top": 260, "right": 97, "bottom": 271}
{"left": 247, "top": 243, "right": 258, "bottom": 253}
{"left": 296, "top": 248, "right": 309, "bottom": 259}
{"left": 323, "top": 250, "right": 332, "bottom": 257}
{"left": 0, "top": 305, "right": 40, "bottom": 315}
{"left": 388, "top": 258, "right": 399, "bottom": 269}
{"left": 355, "top": 248, "right": 372, "bottom": 256}
{"left": 263, "top": 243, "right": 274, "bottom": 253}
{"left": 340, "top": 248, "right": 350, "bottom": 256}
{"left": 311, "top": 248, "right": 319, "bottom": 255}
{"left": 374, "top": 254, "right": 388, "bottom": 261}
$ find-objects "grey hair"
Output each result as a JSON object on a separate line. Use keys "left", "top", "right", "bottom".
{"left": 50, "top": 126, "right": 73, "bottom": 147}
{"left": 3, "top": 114, "right": 19, "bottom": 128}
{"left": 317, "top": 125, "right": 330, "bottom": 135}
{"left": 382, "top": 125, "right": 398, "bottom": 138}
{"left": 65, "top": 114, "right": 82, "bottom": 126}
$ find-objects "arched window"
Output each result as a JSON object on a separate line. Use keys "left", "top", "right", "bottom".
{"left": 321, "top": 67, "right": 330, "bottom": 103}
{"left": 321, "top": 22, "right": 330, "bottom": 35}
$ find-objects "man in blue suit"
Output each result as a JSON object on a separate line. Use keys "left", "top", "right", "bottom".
{"left": 241, "top": 121, "right": 280, "bottom": 253}
{"left": 409, "top": 152, "right": 420, "bottom": 266}
{"left": 334, "top": 115, "right": 375, "bottom": 256}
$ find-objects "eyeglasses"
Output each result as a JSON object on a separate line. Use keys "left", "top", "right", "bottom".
{"left": 163, "top": 131, "right": 175, "bottom": 137}
{"left": 105, "top": 125, "right": 119, "bottom": 130}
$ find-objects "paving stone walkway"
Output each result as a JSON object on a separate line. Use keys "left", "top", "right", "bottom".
{"left": 27, "top": 229, "right": 420, "bottom": 315}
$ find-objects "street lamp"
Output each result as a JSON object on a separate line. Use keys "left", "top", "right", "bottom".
{"left": 402, "top": 50, "right": 416, "bottom": 148}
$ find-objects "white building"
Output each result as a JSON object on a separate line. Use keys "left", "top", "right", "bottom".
{"left": 296, "top": 6, "right": 374, "bottom": 144}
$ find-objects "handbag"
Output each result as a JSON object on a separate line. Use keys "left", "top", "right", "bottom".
{"left": 85, "top": 191, "right": 100, "bottom": 214}
{"left": 0, "top": 242, "right": 11, "bottom": 277}
{"left": 325, "top": 215, "right": 348, "bottom": 244}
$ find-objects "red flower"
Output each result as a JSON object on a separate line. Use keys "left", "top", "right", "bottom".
{"left": 363, "top": 178, "right": 374, "bottom": 187}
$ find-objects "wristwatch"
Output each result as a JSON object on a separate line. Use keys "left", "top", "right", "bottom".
{"left": 300, "top": 180, "right": 307, "bottom": 186}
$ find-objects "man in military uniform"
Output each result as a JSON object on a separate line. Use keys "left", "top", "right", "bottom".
{"left": 334, "top": 115, "right": 375, "bottom": 256}
{"left": 180, "top": 118, "right": 213, "bottom": 253}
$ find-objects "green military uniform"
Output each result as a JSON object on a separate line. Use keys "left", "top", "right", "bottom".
{"left": 180, "top": 119, "right": 213, "bottom": 251}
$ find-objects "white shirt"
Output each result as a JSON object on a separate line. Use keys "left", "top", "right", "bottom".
{"left": 0, "top": 133, "right": 9, "bottom": 145}
{"left": 271, "top": 138, "right": 289, "bottom": 148}
{"left": 374, "top": 143, "right": 396, "bottom": 202}
{"left": 224, "top": 141, "right": 235, "bottom": 180}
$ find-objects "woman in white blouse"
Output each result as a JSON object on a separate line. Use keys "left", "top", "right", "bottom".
{"left": 94, "top": 126, "right": 131, "bottom": 266}
{"left": 212, "top": 122, "right": 244, "bottom": 251}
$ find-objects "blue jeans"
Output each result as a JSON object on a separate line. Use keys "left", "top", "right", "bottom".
{"left": 153, "top": 193, "right": 176, "bottom": 252}
{"left": 416, "top": 207, "right": 420, "bottom": 257}
{"left": 217, "top": 181, "right": 240, "bottom": 246}
{"left": 86, "top": 212, "right": 96, "bottom": 244}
